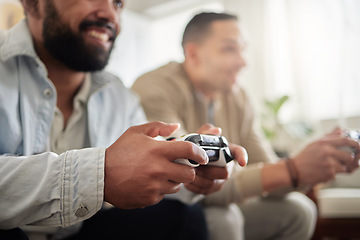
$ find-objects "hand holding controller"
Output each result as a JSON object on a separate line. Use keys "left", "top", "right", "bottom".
{"left": 169, "top": 134, "right": 234, "bottom": 167}
{"left": 339, "top": 130, "right": 360, "bottom": 154}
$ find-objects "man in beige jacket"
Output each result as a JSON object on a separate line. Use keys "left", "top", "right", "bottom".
{"left": 132, "top": 12, "right": 360, "bottom": 240}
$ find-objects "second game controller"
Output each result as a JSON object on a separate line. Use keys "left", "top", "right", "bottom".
{"left": 339, "top": 130, "right": 360, "bottom": 154}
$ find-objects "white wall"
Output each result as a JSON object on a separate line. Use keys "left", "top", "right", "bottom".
{"left": 0, "top": 0, "right": 20, "bottom": 4}
{"left": 107, "top": 2, "right": 224, "bottom": 87}
{"left": 222, "top": 0, "right": 268, "bottom": 113}
{"left": 105, "top": 10, "right": 153, "bottom": 87}
{"left": 148, "top": 1, "right": 224, "bottom": 71}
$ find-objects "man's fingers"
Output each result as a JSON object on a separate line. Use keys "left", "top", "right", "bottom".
{"left": 136, "top": 121, "right": 180, "bottom": 138}
{"left": 330, "top": 158, "right": 347, "bottom": 174}
{"left": 191, "top": 175, "right": 217, "bottom": 188}
{"left": 140, "top": 181, "right": 182, "bottom": 207}
{"left": 347, "top": 153, "right": 360, "bottom": 172}
{"left": 184, "top": 183, "right": 203, "bottom": 195}
{"left": 185, "top": 179, "right": 225, "bottom": 195}
{"left": 229, "top": 143, "right": 248, "bottom": 167}
{"left": 326, "top": 127, "right": 343, "bottom": 137}
{"left": 196, "top": 123, "right": 222, "bottom": 136}
{"left": 163, "top": 163, "right": 196, "bottom": 183}
{"left": 163, "top": 141, "right": 209, "bottom": 165}
{"left": 332, "top": 148, "right": 356, "bottom": 167}
{"left": 161, "top": 181, "right": 183, "bottom": 195}
{"left": 157, "top": 123, "right": 181, "bottom": 137}
{"left": 195, "top": 166, "right": 229, "bottom": 180}
{"left": 327, "top": 137, "right": 360, "bottom": 152}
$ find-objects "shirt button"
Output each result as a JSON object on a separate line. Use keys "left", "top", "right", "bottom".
{"left": 75, "top": 205, "right": 89, "bottom": 218}
{"left": 33, "top": 60, "right": 40, "bottom": 67}
{"left": 43, "top": 88, "right": 53, "bottom": 98}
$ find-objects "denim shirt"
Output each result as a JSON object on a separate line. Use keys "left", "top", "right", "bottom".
{"left": 0, "top": 20, "right": 147, "bottom": 229}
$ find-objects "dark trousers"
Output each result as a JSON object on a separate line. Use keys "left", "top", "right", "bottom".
{"left": 0, "top": 228, "right": 29, "bottom": 240}
{"left": 65, "top": 199, "right": 209, "bottom": 240}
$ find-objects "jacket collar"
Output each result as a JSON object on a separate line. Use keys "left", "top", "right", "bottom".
{"left": 0, "top": 19, "right": 38, "bottom": 62}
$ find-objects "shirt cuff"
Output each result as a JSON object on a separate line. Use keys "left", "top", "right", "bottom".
{"left": 60, "top": 148, "right": 105, "bottom": 227}
{"left": 236, "top": 163, "right": 264, "bottom": 199}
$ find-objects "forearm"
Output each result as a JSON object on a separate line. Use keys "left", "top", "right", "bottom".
{"left": 261, "top": 160, "right": 314, "bottom": 198}
{"left": 201, "top": 161, "right": 301, "bottom": 206}
{"left": 0, "top": 148, "right": 105, "bottom": 229}
{"left": 262, "top": 161, "right": 292, "bottom": 193}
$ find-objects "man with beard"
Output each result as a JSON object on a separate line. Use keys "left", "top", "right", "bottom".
{"left": 132, "top": 12, "right": 360, "bottom": 240}
{"left": 0, "top": 1, "right": 248, "bottom": 240}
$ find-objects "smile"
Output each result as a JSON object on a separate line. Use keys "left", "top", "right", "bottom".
{"left": 87, "top": 30, "right": 110, "bottom": 42}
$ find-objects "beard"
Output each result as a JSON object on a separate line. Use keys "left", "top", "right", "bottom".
{"left": 42, "top": 0, "right": 117, "bottom": 72}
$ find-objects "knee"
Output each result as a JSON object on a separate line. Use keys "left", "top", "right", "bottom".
{"left": 204, "top": 204, "right": 245, "bottom": 240}
{"left": 283, "top": 192, "right": 318, "bottom": 239}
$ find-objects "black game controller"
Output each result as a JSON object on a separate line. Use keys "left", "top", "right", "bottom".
{"left": 169, "top": 134, "right": 234, "bottom": 167}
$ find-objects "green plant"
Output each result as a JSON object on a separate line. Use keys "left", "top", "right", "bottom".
{"left": 261, "top": 95, "right": 314, "bottom": 141}
{"left": 261, "top": 95, "right": 289, "bottom": 140}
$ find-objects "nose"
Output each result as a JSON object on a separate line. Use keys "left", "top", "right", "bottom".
{"left": 94, "top": 0, "right": 120, "bottom": 25}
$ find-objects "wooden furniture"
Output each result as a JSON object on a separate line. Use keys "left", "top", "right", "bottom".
{"left": 311, "top": 218, "right": 360, "bottom": 240}
{"left": 307, "top": 188, "right": 360, "bottom": 240}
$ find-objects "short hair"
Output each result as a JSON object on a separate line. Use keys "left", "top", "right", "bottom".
{"left": 182, "top": 12, "right": 238, "bottom": 49}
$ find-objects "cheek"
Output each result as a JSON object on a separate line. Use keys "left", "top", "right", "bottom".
{"left": 115, "top": 14, "right": 122, "bottom": 31}
{"left": 58, "top": 3, "right": 93, "bottom": 29}
{"left": 199, "top": 53, "right": 229, "bottom": 80}
{"left": 201, "top": 54, "right": 223, "bottom": 72}
{"left": 208, "top": 60, "right": 230, "bottom": 78}
{"left": 219, "top": 53, "right": 238, "bottom": 67}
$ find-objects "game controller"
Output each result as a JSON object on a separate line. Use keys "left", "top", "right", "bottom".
{"left": 169, "top": 134, "right": 234, "bottom": 167}
{"left": 340, "top": 130, "right": 360, "bottom": 154}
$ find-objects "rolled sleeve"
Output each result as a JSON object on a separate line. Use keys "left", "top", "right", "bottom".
{"left": 59, "top": 148, "right": 105, "bottom": 227}
{"left": 0, "top": 148, "right": 105, "bottom": 229}
{"left": 235, "top": 163, "right": 264, "bottom": 199}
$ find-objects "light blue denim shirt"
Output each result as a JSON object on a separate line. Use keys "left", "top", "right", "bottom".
{"left": 0, "top": 20, "right": 147, "bottom": 229}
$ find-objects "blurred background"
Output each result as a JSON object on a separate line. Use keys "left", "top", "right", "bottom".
{"left": 1, "top": 0, "right": 360, "bottom": 156}
{"left": 1, "top": 1, "right": 360, "bottom": 238}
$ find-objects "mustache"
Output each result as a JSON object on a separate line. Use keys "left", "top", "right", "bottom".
{"left": 79, "top": 20, "right": 117, "bottom": 41}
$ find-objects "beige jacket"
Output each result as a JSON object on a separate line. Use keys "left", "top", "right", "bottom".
{"left": 132, "top": 62, "right": 280, "bottom": 205}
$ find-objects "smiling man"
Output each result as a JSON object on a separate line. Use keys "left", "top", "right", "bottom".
{"left": 0, "top": 1, "right": 223, "bottom": 239}
{"left": 132, "top": 12, "right": 360, "bottom": 240}
{"left": 40, "top": 0, "right": 118, "bottom": 72}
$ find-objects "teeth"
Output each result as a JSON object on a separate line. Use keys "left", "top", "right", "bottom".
{"left": 87, "top": 30, "right": 109, "bottom": 42}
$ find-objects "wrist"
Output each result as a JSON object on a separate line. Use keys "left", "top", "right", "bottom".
{"left": 285, "top": 157, "right": 299, "bottom": 188}
{"left": 262, "top": 161, "right": 292, "bottom": 193}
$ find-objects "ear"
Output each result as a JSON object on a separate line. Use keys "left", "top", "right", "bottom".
{"left": 184, "top": 42, "right": 200, "bottom": 65}
{"left": 21, "top": 0, "right": 41, "bottom": 18}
